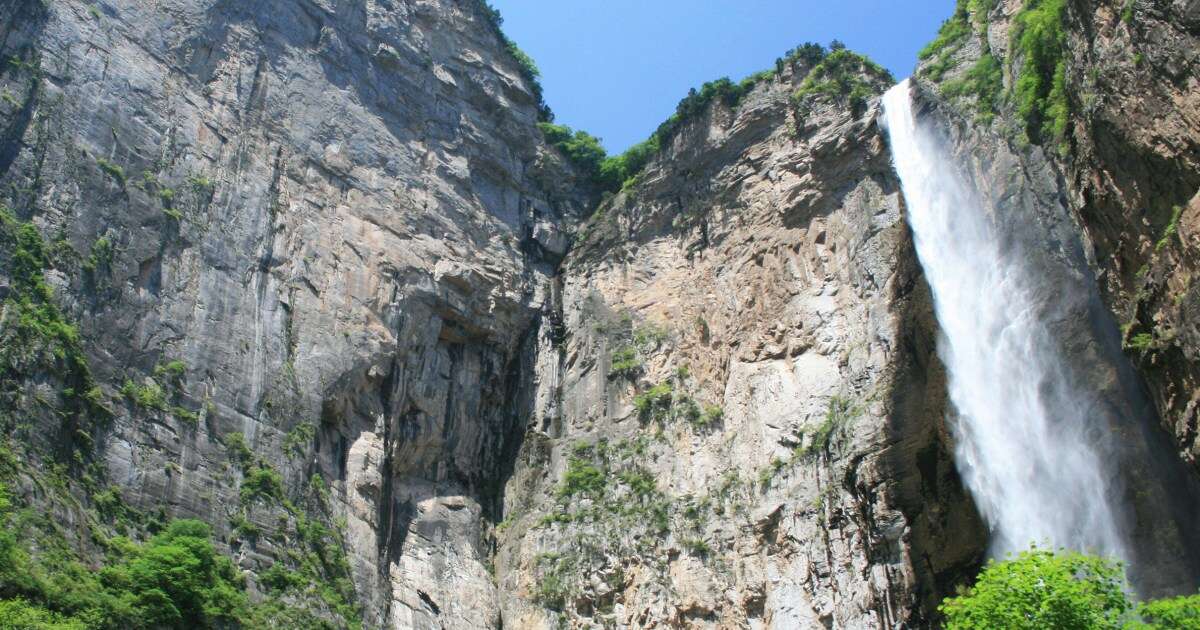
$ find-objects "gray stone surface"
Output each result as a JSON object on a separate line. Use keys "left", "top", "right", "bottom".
{"left": 3, "top": 0, "right": 1199, "bottom": 628}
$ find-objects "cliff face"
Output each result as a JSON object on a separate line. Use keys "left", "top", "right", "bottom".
{"left": 2, "top": 0, "right": 1199, "bottom": 628}
{"left": 494, "top": 59, "right": 983, "bottom": 628}
{"left": 0, "top": 0, "right": 588, "bottom": 627}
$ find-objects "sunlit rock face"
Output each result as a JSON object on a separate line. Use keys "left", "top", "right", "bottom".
{"left": 2, "top": 0, "right": 1199, "bottom": 627}
{"left": 0, "top": 0, "right": 589, "bottom": 626}
{"left": 495, "top": 61, "right": 984, "bottom": 629}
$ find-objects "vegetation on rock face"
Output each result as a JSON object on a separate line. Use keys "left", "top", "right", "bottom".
{"left": 919, "top": 0, "right": 996, "bottom": 82}
{"left": 0, "top": 479, "right": 249, "bottom": 629}
{"left": 918, "top": 0, "right": 1071, "bottom": 150}
{"left": 537, "top": 122, "right": 607, "bottom": 182}
{"left": 1012, "top": 0, "right": 1069, "bottom": 151}
{"left": 541, "top": 41, "right": 887, "bottom": 197}
{"left": 791, "top": 48, "right": 894, "bottom": 115}
{"left": 940, "top": 548, "right": 1200, "bottom": 629}
{"left": 607, "top": 344, "right": 643, "bottom": 380}
{"left": 941, "top": 53, "right": 1004, "bottom": 123}
{"left": 0, "top": 446, "right": 360, "bottom": 630}
{"left": 0, "top": 206, "right": 106, "bottom": 458}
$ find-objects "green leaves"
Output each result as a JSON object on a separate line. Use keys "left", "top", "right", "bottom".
{"left": 538, "top": 122, "right": 608, "bottom": 182}
{"left": 1012, "top": 0, "right": 1069, "bottom": 151}
{"left": 942, "top": 549, "right": 1130, "bottom": 629}
{"left": 792, "top": 49, "right": 893, "bottom": 115}
{"left": 941, "top": 548, "right": 1200, "bottom": 629}
{"left": 557, "top": 457, "right": 606, "bottom": 499}
{"left": 0, "top": 482, "right": 251, "bottom": 630}
{"left": 1132, "top": 594, "right": 1200, "bottom": 629}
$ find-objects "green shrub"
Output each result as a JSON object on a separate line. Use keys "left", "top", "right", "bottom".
{"left": 941, "top": 53, "right": 1004, "bottom": 122}
{"left": 170, "top": 407, "right": 198, "bottom": 426}
{"left": 698, "top": 404, "right": 724, "bottom": 427}
{"left": 82, "top": 236, "right": 114, "bottom": 274}
{"left": 918, "top": 0, "right": 996, "bottom": 82}
{"left": 538, "top": 122, "right": 607, "bottom": 179}
{"left": 0, "top": 484, "right": 254, "bottom": 630}
{"left": 95, "top": 158, "right": 126, "bottom": 186}
{"left": 1127, "top": 332, "right": 1154, "bottom": 353}
{"left": 557, "top": 458, "right": 605, "bottom": 498}
{"left": 533, "top": 570, "right": 567, "bottom": 612}
{"left": 608, "top": 345, "right": 642, "bottom": 380}
{"left": 282, "top": 422, "right": 316, "bottom": 457}
{"left": 1012, "top": 0, "right": 1069, "bottom": 151}
{"left": 682, "top": 538, "right": 710, "bottom": 557}
{"left": 1133, "top": 594, "right": 1200, "bottom": 629}
{"left": 1156, "top": 205, "right": 1183, "bottom": 252}
{"left": 616, "top": 468, "right": 656, "bottom": 497}
{"left": 119, "top": 379, "right": 167, "bottom": 412}
{"left": 239, "top": 465, "right": 284, "bottom": 504}
{"left": 0, "top": 598, "right": 87, "bottom": 629}
{"left": 633, "top": 382, "right": 674, "bottom": 421}
{"left": 775, "top": 42, "right": 827, "bottom": 74}
{"left": 805, "top": 396, "right": 855, "bottom": 457}
{"left": 152, "top": 361, "right": 186, "bottom": 382}
{"left": 633, "top": 324, "right": 669, "bottom": 350}
{"left": 186, "top": 174, "right": 213, "bottom": 195}
{"left": 919, "top": 3, "right": 972, "bottom": 61}
{"left": 792, "top": 49, "right": 892, "bottom": 114}
{"left": 223, "top": 432, "right": 254, "bottom": 468}
{"left": 940, "top": 548, "right": 1130, "bottom": 629}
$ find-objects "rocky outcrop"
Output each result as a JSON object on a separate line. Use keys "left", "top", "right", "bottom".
{"left": 494, "top": 57, "right": 984, "bottom": 628}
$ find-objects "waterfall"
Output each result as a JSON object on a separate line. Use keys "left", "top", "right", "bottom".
{"left": 880, "top": 80, "right": 1127, "bottom": 561}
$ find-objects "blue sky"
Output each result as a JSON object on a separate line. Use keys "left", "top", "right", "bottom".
{"left": 489, "top": 0, "right": 956, "bottom": 153}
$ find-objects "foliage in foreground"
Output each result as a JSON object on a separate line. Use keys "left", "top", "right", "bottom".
{"left": 0, "top": 485, "right": 249, "bottom": 629}
{"left": 0, "top": 469, "right": 358, "bottom": 629}
{"left": 941, "top": 548, "right": 1200, "bottom": 629}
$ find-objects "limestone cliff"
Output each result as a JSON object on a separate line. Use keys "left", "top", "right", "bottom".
{"left": 494, "top": 55, "right": 983, "bottom": 628}
{"left": 1, "top": 0, "right": 1199, "bottom": 628}
{"left": 0, "top": 0, "right": 588, "bottom": 627}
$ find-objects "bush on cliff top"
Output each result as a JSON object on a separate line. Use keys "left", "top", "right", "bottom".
{"left": 543, "top": 42, "right": 887, "bottom": 197}
{"left": 792, "top": 48, "right": 893, "bottom": 114}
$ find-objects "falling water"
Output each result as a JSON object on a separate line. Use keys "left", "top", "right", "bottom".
{"left": 880, "top": 80, "right": 1127, "bottom": 560}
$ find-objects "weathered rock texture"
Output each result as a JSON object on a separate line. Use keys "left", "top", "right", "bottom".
{"left": 2, "top": 0, "right": 1199, "bottom": 627}
{"left": 0, "top": 0, "right": 589, "bottom": 627}
{"left": 493, "top": 60, "right": 984, "bottom": 628}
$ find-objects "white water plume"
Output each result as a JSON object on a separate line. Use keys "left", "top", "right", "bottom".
{"left": 881, "top": 80, "right": 1127, "bottom": 560}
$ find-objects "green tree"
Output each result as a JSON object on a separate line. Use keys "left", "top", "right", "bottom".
{"left": 941, "top": 548, "right": 1131, "bottom": 629}
{"left": 0, "top": 599, "right": 87, "bottom": 630}
{"left": 1131, "top": 594, "right": 1200, "bottom": 629}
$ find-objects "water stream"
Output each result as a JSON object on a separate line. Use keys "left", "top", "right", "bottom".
{"left": 881, "top": 80, "right": 1127, "bottom": 561}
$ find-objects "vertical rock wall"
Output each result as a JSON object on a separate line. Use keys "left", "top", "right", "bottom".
{"left": 0, "top": 0, "right": 589, "bottom": 627}
{"left": 494, "top": 60, "right": 985, "bottom": 628}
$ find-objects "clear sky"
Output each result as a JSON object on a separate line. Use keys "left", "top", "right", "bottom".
{"left": 488, "top": 0, "right": 956, "bottom": 153}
